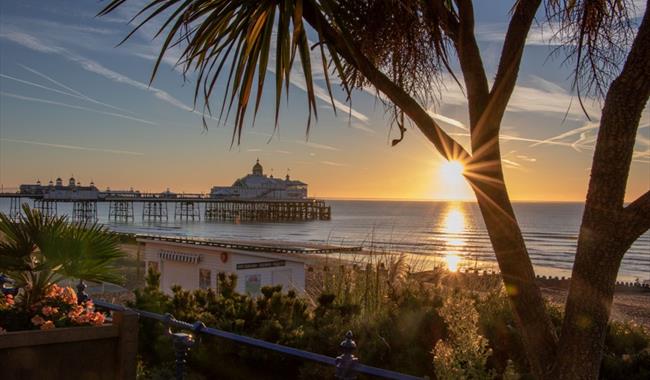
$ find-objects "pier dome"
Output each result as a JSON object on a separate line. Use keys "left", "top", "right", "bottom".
{"left": 252, "top": 159, "right": 263, "bottom": 176}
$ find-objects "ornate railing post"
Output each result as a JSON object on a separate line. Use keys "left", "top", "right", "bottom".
{"left": 76, "top": 279, "right": 88, "bottom": 304}
{"left": 335, "top": 330, "right": 358, "bottom": 380}
{"left": 164, "top": 314, "right": 197, "bottom": 380}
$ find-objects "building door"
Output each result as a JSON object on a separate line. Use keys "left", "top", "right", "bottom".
{"left": 272, "top": 269, "right": 293, "bottom": 291}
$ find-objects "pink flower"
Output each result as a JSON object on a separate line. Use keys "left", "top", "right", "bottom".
{"left": 89, "top": 312, "right": 105, "bottom": 326}
{"left": 42, "top": 306, "right": 59, "bottom": 316}
{"left": 40, "top": 320, "right": 55, "bottom": 330}
{"left": 62, "top": 287, "right": 77, "bottom": 304}
{"left": 68, "top": 305, "right": 83, "bottom": 319}
{"left": 31, "top": 315, "right": 45, "bottom": 326}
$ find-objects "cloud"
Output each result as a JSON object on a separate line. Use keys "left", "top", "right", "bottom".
{"left": 1, "top": 138, "right": 144, "bottom": 156}
{"left": 0, "top": 91, "right": 158, "bottom": 126}
{"left": 476, "top": 22, "right": 560, "bottom": 46}
{"left": 439, "top": 74, "right": 600, "bottom": 118}
{"left": 320, "top": 160, "right": 349, "bottom": 167}
{"left": 19, "top": 64, "right": 87, "bottom": 98}
{"left": 0, "top": 30, "right": 204, "bottom": 116}
{"left": 1, "top": 70, "right": 138, "bottom": 116}
{"left": 516, "top": 154, "right": 537, "bottom": 162}
{"left": 427, "top": 110, "right": 468, "bottom": 131}
{"left": 350, "top": 122, "right": 376, "bottom": 134}
{"left": 529, "top": 123, "right": 599, "bottom": 151}
{"left": 293, "top": 140, "right": 340, "bottom": 151}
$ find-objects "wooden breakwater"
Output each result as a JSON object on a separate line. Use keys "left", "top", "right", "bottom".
{"left": 415, "top": 268, "right": 650, "bottom": 294}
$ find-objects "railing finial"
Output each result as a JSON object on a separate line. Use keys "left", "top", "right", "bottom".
{"left": 335, "top": 330, "right": 358, "bottom": 380}
{"left": 76, "top": 279, "right": 88, "bottom": 304}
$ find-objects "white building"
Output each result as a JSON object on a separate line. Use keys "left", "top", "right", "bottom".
{"left": 210, "top": 159, "right": 308, "bottom": 199}
{"left": 140, "top": 236, "right": 306, "bottom": 295}
{"left": 20, "top": 177, "right": 99, "bottom": 200}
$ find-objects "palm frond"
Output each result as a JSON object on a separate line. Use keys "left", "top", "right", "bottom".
{"left": 546, "top": 0, "right": 636, "bottom": 100}
{"left": 0, "top": 205, "right": 125, "bottom": 285}
{"left": 99, "top": 0, "right": 333, "bottom": 144}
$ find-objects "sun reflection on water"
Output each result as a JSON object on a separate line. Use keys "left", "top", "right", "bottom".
{"left": 445, "top": 253, "right": 461, "bottom": 272}
{"left": 442, "top": 205, "right": 467, "bottom": 272}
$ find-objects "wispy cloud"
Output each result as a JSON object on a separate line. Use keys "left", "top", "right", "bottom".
{"left": 1, "top": 138, "right": 144, "bottom": 156}
{"left": 1, "top": 71, "right": 137, "bottom": 116}
{"left": 529, "top": 123, "right": 599, "bottom": 151}
{"left": 350, "top": 122, "right": 376, "bottom": 134}
{"left": 0, "top": 91, "right": 157, "bottom": 126}
{"left": 0, "top": 30, "right": 204, "bottom": 116}
{"left": 293, "top": 140, "right": 340, "bottom": 151}
{"left": 320, "top": 160, "right": 349, "bottom": 167}
{"left": 427, "top": 110, "right": 468, "bottom": 131}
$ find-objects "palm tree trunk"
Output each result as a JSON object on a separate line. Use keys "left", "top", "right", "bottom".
{"left": 469, "top": 170, "right": 558, "bottom": 378}
{"left": 554, "top": 4, "right": 650, "bottom": 378}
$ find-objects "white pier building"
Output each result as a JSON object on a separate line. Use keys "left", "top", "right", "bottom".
{"left": 20, "top": 177, "right": 99, "bottom": 200}
{"left": 210, "top": 159, "right": 308, "bottom": 199}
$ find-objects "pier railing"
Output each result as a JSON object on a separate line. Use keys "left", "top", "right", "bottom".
{"left": 89, "top": 297, "right": 423, "bottom": 380}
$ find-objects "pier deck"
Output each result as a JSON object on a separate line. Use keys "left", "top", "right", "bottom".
{"left": 0, "top": 193, "right": 331, "bottom": 222}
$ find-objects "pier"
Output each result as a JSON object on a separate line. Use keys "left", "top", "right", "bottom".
{"left": 0, "top": 193, "right": 331, "bottom": 222}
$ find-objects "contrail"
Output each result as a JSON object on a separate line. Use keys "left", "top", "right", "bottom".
{"left": 1, "top": 138, "right": 144, "bottom": 156}
{"left": 0, "top": 91, "right": 158, "bottom": 126}
{"left": 18, "top": 64, "right": 137, "bottom": 115}
{"left": 0, "top": 73, "right": 146, "bottom": 120}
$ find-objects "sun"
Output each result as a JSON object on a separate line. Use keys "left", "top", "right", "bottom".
{"left": 440, "top": 160, "right": 465, "bottom": 180}
{"left": 434, "top": 160, "right": 472, "bottom": 201}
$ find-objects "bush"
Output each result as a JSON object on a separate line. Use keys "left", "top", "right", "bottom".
{"left": 131, "top": 267, "right": 650, "bottom": 379}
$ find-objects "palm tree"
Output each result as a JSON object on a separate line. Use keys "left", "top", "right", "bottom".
{"left": 98, "top": 1, "right": 649, "bottom": 378}
{"left": 0, "top": 205, "right": 125, "bottom": 308}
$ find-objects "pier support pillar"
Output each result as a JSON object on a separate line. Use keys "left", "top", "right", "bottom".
{"left": 109, "top": 200, "right": 134, "bottom": 222}
{"left": 143, "top": 201, "right": 168, "bottom": 222}
{"left": 174, "top": 201, "right": 200, "bottom": 221}
{"left": 9, "top": 197, "right": 22, "bottom": 221}
{"left": 72, "top": 200, "right": 98, "bottom": 223}
{"left": 33, "top": 199, "right": 57, "bottom": 217}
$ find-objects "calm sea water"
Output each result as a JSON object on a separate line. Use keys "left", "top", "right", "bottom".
{"left": 1, "top": 200, "right": 648, "bottom": 281}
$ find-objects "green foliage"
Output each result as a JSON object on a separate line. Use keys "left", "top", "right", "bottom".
{"left": 0, "top": 205, "right": 125, "bottom": 309}
{"left": 601, "top": 321, "right": 650, "bottom": 380}
{"left": 433, "top": 291, "right": 495, "bottom": 380}
{"left": 132, "top": 267, "right": 650, "bottom": 379}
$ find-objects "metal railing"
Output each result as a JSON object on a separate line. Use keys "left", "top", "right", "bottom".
{"left": 87, "top": 295, "right": 423, "bottom": 380}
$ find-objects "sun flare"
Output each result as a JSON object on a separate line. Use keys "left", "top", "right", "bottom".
{"left": 440, "top": 160, "right": 465, "bottom": 180}
{"left": 434, "top": 160, "right": 472, "bottom": 201}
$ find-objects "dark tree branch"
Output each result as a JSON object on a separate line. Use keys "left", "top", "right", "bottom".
{"left": 583, "top": 4, "right": 650, "bottom": 222}
{"left": 473, "top": 0, "right": 542, "bottom": 151}
{"left": 303, "top": 2, "right": 470, "bottom": 162}
{"left": 453, "top": 0, "right": 490, "bottom": 134}
{"left": 622, "top": 190, "right": 650, "bottom": 250}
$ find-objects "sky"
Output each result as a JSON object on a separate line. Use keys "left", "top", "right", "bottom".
{"left": 0, "top": 0, "right": 648, "bottom": 201}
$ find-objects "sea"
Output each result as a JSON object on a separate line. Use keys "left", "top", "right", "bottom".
{"left": 1, "top": 200, "right": 648, "bottom": 282}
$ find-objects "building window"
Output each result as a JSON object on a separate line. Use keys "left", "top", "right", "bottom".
{"left": 199, "top": 268, "right": 212, "bottom": 289}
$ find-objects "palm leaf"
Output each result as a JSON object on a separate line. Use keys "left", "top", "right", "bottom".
{"left": 98, "top": 0, "right": 329, "bottom": 143}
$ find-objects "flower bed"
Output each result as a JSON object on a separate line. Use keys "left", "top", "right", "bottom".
{"left": 1, "top": 285, "right": 105, "bottom": 333}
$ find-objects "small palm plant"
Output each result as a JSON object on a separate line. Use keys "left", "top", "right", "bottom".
{"left": 0, "top": 205, "right": 125, "bottom": 309}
